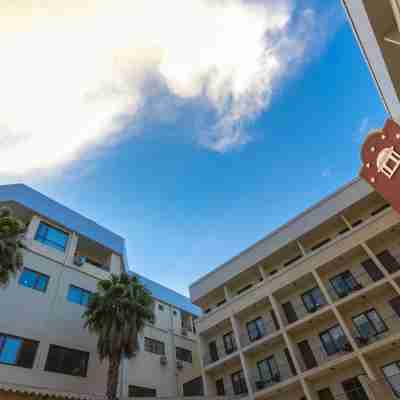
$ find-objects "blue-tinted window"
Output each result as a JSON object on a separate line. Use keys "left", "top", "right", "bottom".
{"left": 19, "top": 268, "right": 49, "bottom": 293}
{"left": 0, "top": 334, "right": 38, "bottom": 368}
{"left": 67, "top": 285, "right": 92, "bottom": 306}
{"left": 35, "top": 222, "right": 69, "bottom": 252}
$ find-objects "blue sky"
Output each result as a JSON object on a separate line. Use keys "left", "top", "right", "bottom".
{"left": 2, "top": 0, "right": 387, "bottom": 296}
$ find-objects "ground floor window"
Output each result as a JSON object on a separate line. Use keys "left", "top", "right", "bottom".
{"left": 128, "top": 385, "right": 157, "bottom": 397}
{"left": 44, "top": 345, "right": 89, "bottom": 377}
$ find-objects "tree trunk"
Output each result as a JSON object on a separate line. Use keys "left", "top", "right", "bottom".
{"left": 107, "top": 353, "right": 121, "bottom": 400}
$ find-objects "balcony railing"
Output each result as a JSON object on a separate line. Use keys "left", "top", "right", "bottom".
{"left": 203, "top": 343, "right": 239, "bottom": 366}
{"left": 251, "top": 361, "right": 295, "bottom": 392}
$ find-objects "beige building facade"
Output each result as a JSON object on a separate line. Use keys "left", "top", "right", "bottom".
{"left": 0, "top": 184, "right": 201, "bottom": 399}
{"left": 190, "top": 178, "right": 400, "bottom": 400}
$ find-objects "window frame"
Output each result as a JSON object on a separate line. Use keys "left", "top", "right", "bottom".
{"left": 246, "top": 317, "right": 266, "bottom": 342}
{"left": 44, "top": 344, "right": 89, "bottom": 377}
{"left": 257, "top": 355, "right": 280, "bottom": 383}
{"left": 301, "top": 286, "right": 325, "bottom": 313}
{"left": 382, "top": 360, "right": 400, "bottom": 398}
{"left": 329, "top": 270, "right": 361, "bottom": 298}
{"left": 0, "top": 333, "right": 39, "bottom": 369}
{"left": 231, "top": 370, "right": 247, "bottom": 395}
{"left": 352, "top": 308, "right": 388, "bottom": 340}
{"left": 222, "top": 331, "right": 236, "bottom": 354}
{"left": 176, "top": 346, "right": 192, "bottom": 363}
{"left": 34, "top": 221, "right": 69, "bottom": 252}
{"left": 67, "top": 285, "right": 93, "bottom": 307}
{"left": 144, "top": 337, "right": 165, "bottom": 356}
{"left": 19, "top": 268, "right": 50, "bottom": 293}
{"left": 319, "top": 324, "right": 347, "bottom": 356}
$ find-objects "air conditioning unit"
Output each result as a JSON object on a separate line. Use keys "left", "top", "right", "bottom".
{"left": 74, "top": 255, "right": 86, "bottom": 267}
{"left": 176, "top": 360, "right": 184, "bottom": 370}
{"left": 181, "top": 328, "right": 188, "bottom": 336}
{"left": 160, "top": 355, "right": 168, "bottom": 366}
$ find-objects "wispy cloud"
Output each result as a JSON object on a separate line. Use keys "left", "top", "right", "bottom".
{"left": 0, "top": 0, "right": 332, "bottom": 177}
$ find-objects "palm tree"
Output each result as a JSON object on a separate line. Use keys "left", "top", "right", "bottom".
{"left": 0, "top": 206, "right": 26, "bottom": 287}
{"left": 83, "top": 273, "right": 155, "bottom": 400}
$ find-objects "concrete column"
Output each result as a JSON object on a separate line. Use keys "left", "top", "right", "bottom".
{"left": 25, "top": 215, "right": 40, "bottom": 241}
{"left": 269, "top": 294, "right": 314, "bottom": 400}
{"left": 361, "top": 242, "right": 400, "bottom": 296}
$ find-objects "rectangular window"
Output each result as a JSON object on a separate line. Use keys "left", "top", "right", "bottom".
{"left": 298, "top": 340, "right": 318, "bottom": 370}
{"left": 215, "top": 379, "right": 225, "bottom": 396}
{"left": 19, "top": 268, "right": 49, "bottom": 293}
{"left": 361, "top": 258, "right": 384, "bottom": 282}
{"left": 330, "top": 271, "right": 361, "bottom": 298}
{"left": 383, "top": 361, "right": 400, "bottom": 398}
{"left": 352, "top": 309, "right": 387, "bottom": 341}
{"left": 45, "top": 345, "right": 89, "bottom": 377}
{"left": 0, "top": 334, "right": 38, "bottom": 368}
{"left": 183, "top": 377, "right": 204, "bottom": 397}
{"left": 223, "top": 331, "right": 236, "bottom": 354}
{"left": 35, "top": 222, "right": 69, "bottom": 252}
{"left": 144, "top": 337, "right": 165, "bottom": 355}
{"left": 319, "top": 324, "right": 348, "bottom": 356}
{"left": 377, "top": 250, "right": 400, "bottom": 274}
{"left": 342, "top": 377, "right": 369, "bottom": 400}
{"left": 231, "top": 370, "right": 247, "bottom": 395}
{"left": 176, "top": 347, "right": 192, "bottom": 363}
{"left": 301, "top": 287, "right": 325, "bottom": 313}
{"left": 282, "top": 301, "right": 298, "bottom": 324}
{"left": 128, "top": 385, "right": 157, "bottom": 398}
{"left": 246, "top": 317, "right": 266, "bottom": 342}
{"left": 67, "top": 285, "right": 92, "bottom": 307}
{"left": 209, "top": 341, "right": 219, "bottom": 363}
{"left": 257, "top": 356, "right": 280, "bottom": 385}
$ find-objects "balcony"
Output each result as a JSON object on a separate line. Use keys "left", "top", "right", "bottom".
{"left": 74, "top": 235, "right": 111, "bottom": 273}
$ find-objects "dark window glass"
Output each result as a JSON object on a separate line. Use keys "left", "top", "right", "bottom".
{"left": 257, "top": 356, "right": 280, "bottom": 384}
{"left": 317, "top": 388, "right": 334, "bottom": 400}
{"left": 352, "top": 309, "right": 387, "bottom": 341}
{"left": 223, "top": 332, "right": 236, "bottom": 354}
{"left": 176, "top": 346, "right": 192, "bottom": 363}
{"left": 282, "top": 301, "right": 298, "bottom": 324}
{"left": 0, "top": 334, "right": 38, "bottom": 368}
{"left": 301, "top": 287, "right": 325, "bottom": 312}
{"left": 298, "top": 340, "right": 317, "bottom": 370}
{"left": 330, "top": 271, "right": 361, "bottom": 298}
{"left": 390, "top": 296, "right": 400, "bottom": 318}
{"left": 361, "top": 258, "right": 384, "bottom": 282}
{"left": 383, "top": 361, "right": 400, "bottom": 398}
{"left": 35, "top": 222, "right": 68, "bottom": 252}
{"left": 19, "top": 268, "right": 49, "bottom": 293}
{"left": 377, "top": 250, "right": 400, "bottom": 274}
{"left": 231, "top": 370, "right": 247, "bottom": 395}
{"left": 284, "top": 348, "right": 297, "bottom": 376}
{"left": 319, "top": 325, "right": 348, "bottom": 356}
{"left": 67, "top": 285, "right": 92, "bottom": 306}
{"left": 342, "top": 377, "right": 369, "bottom": 400}
{"left": 209, "top": 341, "right": 219, "bottom": 362}
{"left": 45, "top": 345, "right": 89, "bottom": 377}
{"left": 246, "top": 317, "right": 266, "bottom": 342}
{"left": 144, "top": 337, "right": 165, "bottom": 355}
{"left": 215, "top": 379, "right": 225, "bottom": 396}
{"left": 128, "top": 385, "right": 157, "bottom": 397}
{"left": 183, "top": 377, "right": 204, "bottom": 397}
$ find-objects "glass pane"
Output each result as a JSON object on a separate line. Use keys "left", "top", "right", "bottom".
{"left": 0, "top": 337, "right": 21, "bottom": 365}
{"left": 332, "top": 276, "right": 347, "bottom": 297}
{"left": 312, "top": 288, "right": 325, "bottom": 306}
{"left": 46, "top": 226, "right": 68, "bottom": 251}
{"left": 303, "top": 294, "right": 315, "bottom": 311}
{"left": 35, "top": 274, "right": 49, "bottom": 292}
{"left": 258, "top": 360, "right": 272, "bottom": 381}
{"left": 367, "top": 310, "right": 386, "bottom": 334}
{"left": 344, "top": 273, "right": 358, "bottom": 289}
{"left": 256, "top": 318, "right": 266, "bottom": 336}
{"left": 321, "top": 333, "right": 336, "bottom": 355}
{"left": 353, "top": 315, "right": 374, "bottom": 338}
{"left": 19, "top": 269, "right": 37, "bottom": 289}
{"left": 331, "top": 326, "right": 346, "bottom": 348}
{"left": 68, "top": 286, "right": 83, "bottom": 305}
{"left": 384, "top": 363, "right": 400, "bottom": 377}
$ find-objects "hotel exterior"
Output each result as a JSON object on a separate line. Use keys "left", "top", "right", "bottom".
{"left": 190, "top": 177, "right": 400, "bottom": 400}
{"left": 0, "top": 184, "right": 201, "bottom": 399}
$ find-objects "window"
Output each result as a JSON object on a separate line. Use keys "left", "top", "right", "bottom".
{"left": 144, "top": 337, "right": 165, "bottom": 355}
{"left": 352, "top": 309, "right": 387, "bottom": 341}
{"left": 246, "top": 317, "right": 266, "bottom": 342}
{"left": 176, "top": 347, "right": 192, "bottom": 363}
{"left": 383, "top": 361, "right": 400, "bottom": 398}
{"left": 330, "top": 271, "right": 361, "bottom": 298}
{"left": 390, "top": 296, "right": 400, "bottom": 318}
{"left": 19, "top": 268, "right": 49, "bottom": 293}
{"left": 319, "top": 324, "right": 348, "bottom": 356}
{"left": 231, "top": 370, "right": 247, "bottom": 395}
{"left": 215, "top": 379, "right": 225, "bottom": 396}
{"left": 173, "top": 310, "right": 177, "bottom": 316}
{"left": 237, "top": 284, "right": 253, "bottom": 295}
{"left": 361, "top": 258, "right": 384, "bottom": 282}
{"left": 67, "top": 285, "right": 92, "bottom": 307}
{"left": 257, "top": 356, "right": 280, "bottom": 385}
{"left": 377, "top": 250, "right": 400, "bottom": 274}
{"left": 282, "top": 301, "right": 298, "bottom": 324}
{"left": 223, "top": 331, "right": 236, "bottom": 354}
{"left": 301, "top": 287, "right": 325, "bottom": 313}
{"left": 35, "top": 222, "right": 68, "bottom": 252}
{"left": 0, "top": 334, "right": 38, "bottom": 368}
{"left": 45, "top": 345, "right": 89, "bottom": 377}
{"left": 158, "top": 304, "right": 164, "bottom": 311}
{"left": 183, "top": 377, "right": 204, "bottom": 397}
{"left": 128, "top": 385, "right": 157, "bottom": 398}
{"left": 342, "top": 377, "right": 369, "bottom": 400}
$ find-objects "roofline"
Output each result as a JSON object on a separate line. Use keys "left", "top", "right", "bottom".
{"left": 189, "top": 177, "right": 368, "bottom": 292}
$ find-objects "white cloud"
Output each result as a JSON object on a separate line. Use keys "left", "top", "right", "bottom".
{"left": 0, "top": 0, "right": 316, "bottom": 176}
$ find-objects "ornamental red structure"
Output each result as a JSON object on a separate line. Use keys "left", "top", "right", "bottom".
{"left": 360, "top": 119, "right": 400, "bottom": 214}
